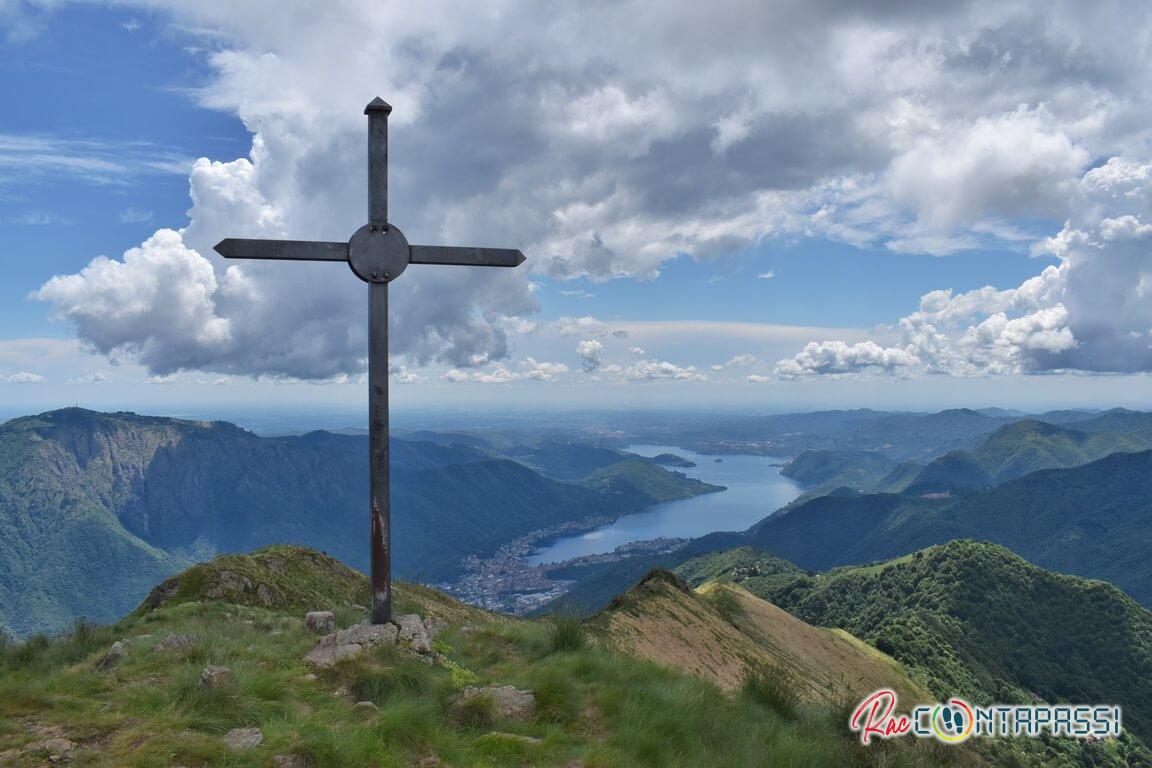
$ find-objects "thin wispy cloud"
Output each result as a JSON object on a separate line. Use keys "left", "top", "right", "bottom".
{"left": 118, "top": 207, "right": 153, "bottom": 224}
{"left": 8, "top": 210, "right": 69, "bottom": 226}
{"left": 0, "top": 134, "right": 193, "bottom": 186}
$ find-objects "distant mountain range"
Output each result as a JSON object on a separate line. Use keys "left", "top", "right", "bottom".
{"left": 782, "top": 412, "right": 1152, "bottom": 500}
{"left": 0, "top": 408, "right": 716, "bottom": 637}
{"left": 547, "top": 437, "right": 1152, "bottom": 615}
{"left": 661, "top": 405, "right": 1152, "bottom": 463}
{"left": 751, "top": 448, "right": 1152, "bottom": 605}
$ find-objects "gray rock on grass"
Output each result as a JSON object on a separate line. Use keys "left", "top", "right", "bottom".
{"left": 305, "top": 611, "right": 335, "bottom": 634}
{"left": 395, "top": 614, "right": 432, "bottom": 654}
{"left": 96, "top": 640, "right": 126, "bottom": 670}
{"left": 223, "top": 727, "right": 263, "bottom": 750}
{"left": 199, "top": 665, "right": 233, "bottom": 689}
{"left": 304, "top": 622, "right": 398, "bottom": 668}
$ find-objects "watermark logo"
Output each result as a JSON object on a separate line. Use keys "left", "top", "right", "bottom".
{"left": 928, "top": 699, "right": 973, "bottom": 743}
{"left": 850, "top": 690, "right": 1122, "bottom": 745}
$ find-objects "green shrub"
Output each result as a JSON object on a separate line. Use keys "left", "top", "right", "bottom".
{"left": 439, "top": 658, "right": 478, "bottom": 690}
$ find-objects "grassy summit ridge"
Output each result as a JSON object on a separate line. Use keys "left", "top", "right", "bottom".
{"left": 591, "top": 568, "right": 931, "bottom": 705}
{"left": 0, "top": 546, "right": 969, "bottom": 768}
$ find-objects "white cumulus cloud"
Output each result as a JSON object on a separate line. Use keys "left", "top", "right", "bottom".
{"left": 577, "top": 339, "right": 603, "bottom": 372}
{"left": 782, "top": 157, "right": 1152, "bottom": 376}
{"left": 443, "top": 358, "right": 569, "bottom": 384}
{"left": 25, "top": 0, "right": 1152, "bottom": 382}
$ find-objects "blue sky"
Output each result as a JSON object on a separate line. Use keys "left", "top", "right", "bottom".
{"left": 1, "top": 5, "right": 245, "bottom": 334}
{"left": 2, "top": 1, "right": 1151, "bottom": 416}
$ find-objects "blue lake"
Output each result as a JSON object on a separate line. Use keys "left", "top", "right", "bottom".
{"left": 528, "top": 444, "right": 801, "bottom": 564}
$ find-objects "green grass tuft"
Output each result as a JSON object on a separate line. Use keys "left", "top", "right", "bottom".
{"left": 741, "top": 662, "right": 801, "bottom": 720}
{"left": 546, "top": 615, "right": 586, "bottom": 654}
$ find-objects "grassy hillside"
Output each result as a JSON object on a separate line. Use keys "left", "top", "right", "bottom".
{"left": 0, "top": 409, "right": 715, "bottom": 637}
{"left": 592, "top": 569, "right": 931, "bottom": 705}
{"left": 696, "top": 542, "right": 1152, "bottom": 744}
{"left": 672, "top": 545, "right": 802, "bottom": 588}
{"left": 674, "top": 544, "right": 1152, "bottom": 767}
{"left": 0, "top": 547, "right": 972, "bottom": 768}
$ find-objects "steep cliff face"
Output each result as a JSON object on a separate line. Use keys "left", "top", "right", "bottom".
{"left": 0, "top": 409, "right": 713, "bottom": 637}
{"left": 0, "top": 411, "right": 195, "bottom": 640}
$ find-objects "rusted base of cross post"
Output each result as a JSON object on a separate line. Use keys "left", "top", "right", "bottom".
{"left": 370, "top": 499, "right": 391, "bottom": 623}
{"left": 369, "top": 281, "right": 392, "bottom": 624}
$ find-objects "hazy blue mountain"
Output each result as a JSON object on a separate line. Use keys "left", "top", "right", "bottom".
{"left": 902, "top": 419, "right": 1152, "bottom": 492}
{"left": 747, "top": 449, "right": 1152, "bottom": 605}
{"left": 502, "top": 439, "right": 638, "bottom": 481}
{"left": 779, "top": 449, "right": 898, "bottom": 488}
{"left": 671, "top": 407, "right": 1020, "bottom": 461}
{"left": 779, "top": 449, "right": 900, "bottom": 502}
{"left": 783, "top": 418, "right": 1152, "bottom": 498}
{"left": 0, "top": 409, "right": 713, "bottom": 637}
{"left": 1073, "top": 407, "right": 1152, "bottom": 434}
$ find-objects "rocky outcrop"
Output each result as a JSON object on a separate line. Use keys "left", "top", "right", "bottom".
{"left": 395, "top": 614, "right": 431, "bottom": 654}
{"left": 304, "top": 622, "right": 399, "bottom": 668}
{"left": 303, "top": 614, "right": 441, "bottom": 668}
{"left": 152, "top": 632, "right": 195, "bottom": 652}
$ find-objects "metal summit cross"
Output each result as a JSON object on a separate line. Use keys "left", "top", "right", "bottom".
{"left": 214, "top": 97, "right": 526, "bottom": 625}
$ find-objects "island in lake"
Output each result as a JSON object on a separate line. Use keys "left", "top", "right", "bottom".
{"left": 649, "top": 452, "right": 696, "bottom": 468}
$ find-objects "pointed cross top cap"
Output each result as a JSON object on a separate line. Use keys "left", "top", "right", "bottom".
{"left": 364, "top": 96, "right": 393, "bottom": 115}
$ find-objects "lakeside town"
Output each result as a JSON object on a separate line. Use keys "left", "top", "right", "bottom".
{"left": 438, "top": 513, "right": 689, "bottom": 614}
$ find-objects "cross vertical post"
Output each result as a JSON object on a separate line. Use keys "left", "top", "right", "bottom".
{"left": 214, "top": 97, "right": 526, "bottom": 626}
{"left": 369, "top": 279, "right": 390, "bottom": 623}
{"left": 365, "top": 96, "right": 393, "bottom": 624}
{"left": 367, "top": 98, "right": 389, "bottom": 226}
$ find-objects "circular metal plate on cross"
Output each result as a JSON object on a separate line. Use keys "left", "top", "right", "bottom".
{"left": 348, "top": 224, "right": 409, "bottom": 283}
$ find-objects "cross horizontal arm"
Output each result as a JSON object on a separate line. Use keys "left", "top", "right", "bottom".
{"left": 408, "top": 245, "right": 526, "bottom": 268}
{"left": 213, "top": 238, "right": 349, "bottom": 262}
